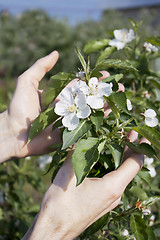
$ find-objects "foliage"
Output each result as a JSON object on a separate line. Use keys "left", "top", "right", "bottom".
{"left": 0, "top": 7, "right": 160, "bottom": 240}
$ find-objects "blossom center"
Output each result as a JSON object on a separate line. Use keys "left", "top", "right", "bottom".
{"left": 90, "top": 84, "right": 98, "bottom": 95}
{"left": 68, "top": 104, "right": 77, "bottom": 113}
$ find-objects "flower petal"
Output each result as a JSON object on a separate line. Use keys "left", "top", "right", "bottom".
{"left": 73, "top": 80, "right": 89, "bottom": 95}
{"left": 89, "top": 77, "right": 98, "bottom": 87}
{"left": 54, "top": 101, "right": 69, "bottom": 116}
{"left": 87, "top": 95, "right": 104, "bottom": 109}
{"left": 145, "top": 117, "right": 158, "bottom": 127}
{"left": 98, "top": 82, "right": 113, "bottom": 97}
{"left": 60, "top": 88, "right": 74, "bottom": 104}
{"left": 144, "top": 109, "right": 157, "bottom": 118}
{"left": 127, "top": 99, "right": 132, "bottom": 111}
{"left": 62, "top": 113, "right": 79, "bottom": 130}
{"left": 109, "top": 39, "right": 125, "bottom": 50}
{"left": 77, "top": 105, "right": 91, "bottom": 118}
{"left": 75, "top": 92, "right": 87, "bottom": 109}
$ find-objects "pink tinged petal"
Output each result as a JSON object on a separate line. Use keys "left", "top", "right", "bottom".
{"left": 62, "top": 113, "right": 79, "bottom": 130}
{"left": 60, "top": 88, "right": 74, "bottom": 104}
{"left": 54, "top": 101, "right": 69, "bottom": 116}
{"left": 87, "top": 95, "right": 104, "bottom": 109}
{"left": 77, "top": 105, "right": 91, "bottom": 119}
{"left": 75, "top": 92, "right": 87, "bottom": 109}
{"left": 89, "top": 77, "right": 98, "bottom": 87}
{"left": 98, "top": 82, "right": 113, "bottom": 97}
{"left": 145, "top": 117, "right": 158, "bottom": 127}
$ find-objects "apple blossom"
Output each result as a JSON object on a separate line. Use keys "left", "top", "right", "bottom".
{"left": 54, "top": 87, "right": 91, "bottom": 130}
{"left": 143, "top": 42, "right": 158, "bottom": 52}
{"left": 109, "top": 28, "right": 135, "bottom": 50}
{"left": 144, "top": 109, "right": 158, "bottom": 127}
{"left": 75, "top": 77, "right": 113, "bottom": 109}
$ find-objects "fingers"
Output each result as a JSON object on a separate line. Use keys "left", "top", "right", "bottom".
{"left": 123, "top": 130, "right": 138, "bottom": 161}
{"left": 18, "top": 51, "right": 59, "bottom": 89}
{"left": 114, "top": 130, "right": 145, "bottom": 190}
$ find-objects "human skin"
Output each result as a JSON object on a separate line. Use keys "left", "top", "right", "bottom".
{"left": 0, "top": 51, "right": 149, "bottom": 240}
{"left": 0, "top": 51, "right": 60, "bottom": 163}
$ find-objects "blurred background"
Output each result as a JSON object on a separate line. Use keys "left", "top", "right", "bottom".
{"left": 0, "top": 0, "right": 160, "bottom": 239}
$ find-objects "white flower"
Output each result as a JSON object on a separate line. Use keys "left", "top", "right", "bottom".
{"left": 144, "top": 157, "right": 156, "bottom": 178}
{"left": 143, "top": 42, "right": 158, "bottom": 52}
{"left": 109, "top": 28, "right": 135, "bottom": 50}
{"left": 121, "top": 229, "right": 129, "bottom": 237}
{"left": 38, "top": 154, "right": 52, "bottom": 170}
{"left": 127, "top": 99, "right": 132, "bottom": 111}
{"left": 142, "top": 208, "right": 151, "bottom": 216}
{"left": 55, "top": 87, "right": 91, "bottom": 130}
{"left": 149, "top": 215, "right": 156, "bottom": 226}
{"left": 144, "top": 109, "right": 158, "bottom": 127}
{"left": 77, "top": 77, "right": 113, "bottom": 109}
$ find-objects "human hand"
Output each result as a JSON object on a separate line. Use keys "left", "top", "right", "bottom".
{"left": 0, "top": 51, "right": 62, "bottom": 163}
{"left": 23, "top": 130, "right": 148, "bottom": 240}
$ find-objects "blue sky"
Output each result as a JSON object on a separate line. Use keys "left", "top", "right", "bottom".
{"left": 1, "top": 0, "right": 160, "bottom": 24}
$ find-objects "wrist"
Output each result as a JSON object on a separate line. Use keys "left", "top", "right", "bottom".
{"left": 0, "top": 110, "right": 15, "bottom": 163}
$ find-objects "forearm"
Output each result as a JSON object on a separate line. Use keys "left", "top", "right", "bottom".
{"left": 0, "top": 111, "right": 14, "bottom": 163}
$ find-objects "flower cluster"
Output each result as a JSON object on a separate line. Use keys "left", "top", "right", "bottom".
{"left": 109, "top": 28, "right": 135, "bottom": 50}
{"left": 55, "top": 77, "right": 113, "bottom": 130}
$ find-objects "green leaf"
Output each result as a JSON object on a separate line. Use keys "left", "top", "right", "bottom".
{"left": 80, "top": 213, "right": 109, "bottom": 238}
{"left": 96, "top": 59, "right": 138, "bottom": 72}
{"left": 126, "top": 142, "right": 157, "bottom": 159}
{"left": 90, "top": 110, "right": 104, "bottom": 131}
{"left": 28, "top": 107, "right": 58, "bottom": 142}
{"left": 146, "top": 37, "right": 160, "bottom": 46}
{"left": 130, "top": 215, "right": 150, "bottom": 240}
{"left": 146, "top": 226, "right": 156, "bottom": 240}
{"left": 96, "top": 46, "right": 116, "bottom": 64}
{"left": 41, "top": 72, "right": 75, "bottom": 107}
{"left": 137, "top": 167, "right": 151, "bottom": 188}
{"left": 72, "top": 137, "right": 99, "bottom": 185}
{"left": 75, "top": 44, "right": 87, "bottom": 72}
{"left": 111, "top": 91, "right": 130, "bottom": 114}
{"left": 133, "top": 125, "right": 160, "bottom": 150}
{"left": 130, "top": 186, "right": 148, "bottom": 200}
{"left": 62, "top": 120, "right": 92, "bottom": 149}
{"left": 107, "top": 143, "right": 123, "bottom": 168}
{"left": 83, "top": 39, "right": 110, "bottom": 54}
{"left": 142, "top": 196, "right": 160, "bottom": 207}
{"left": 102, "top": 73, "right": 123, "bottom": 83}
{"left": 105, "top": 96, "right": 120, "bottom": 119}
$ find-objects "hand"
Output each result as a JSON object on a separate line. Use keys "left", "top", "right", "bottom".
{"left": 23, "top": 130, "right": 148, "bottom": 240}
{"left": 0, "top": 51, "right": 61, "bottom": 163}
